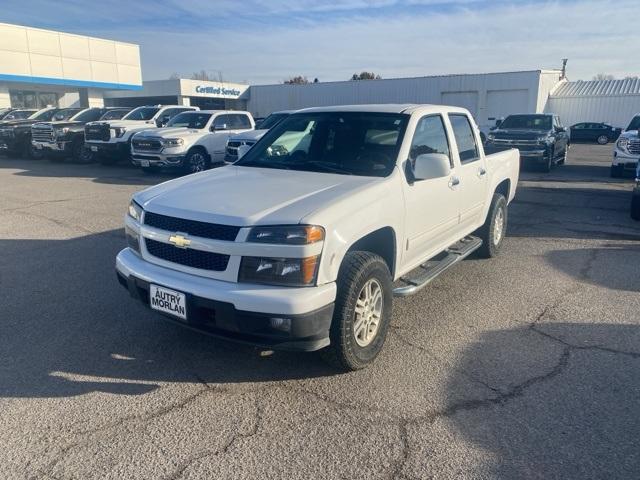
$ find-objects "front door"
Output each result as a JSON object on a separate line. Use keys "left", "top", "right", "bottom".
{"left": 402, "top": 114, "right": 460, "bottom": 270}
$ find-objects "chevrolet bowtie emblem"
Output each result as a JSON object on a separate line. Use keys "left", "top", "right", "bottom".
{"left": 168, "top": 233, "right": 191, "bottom": 249}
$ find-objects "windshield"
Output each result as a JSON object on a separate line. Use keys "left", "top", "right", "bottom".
{"left": 52, "top": 109, "right": 81, "bottom": 121}
{"left": 236, "top": 112, "right": 409, "bottom": 177}
{"left": 500, "top": 115, "right": 552, "bottom": 130}
{"left": 100, "top": 110, "right": 129, "bottom": 120}
{"left": 13, "top": 110, "right": 37, "bottom": 119}
{"left": 256, "top": 113, "right": 289, "bottom": 130}
{"left": 626, "top": 116, "right": 640, "bottom": 131}
{"left": 32, "top": 109, "right": 58, "bottom": 121}
{"left": 70, "top": 108, "right": 104, "bottom": 123}
{"left": 123, "top": 107, "right": 160, "bottom": 121}
{"left": 166, "top": 112, "right": 212, "bottom": 129}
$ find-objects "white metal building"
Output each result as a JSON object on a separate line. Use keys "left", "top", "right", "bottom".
{"left": 546, "top": 79, "right": 640, "bottom": 128}
{"left": 103, "top": 78, "right": 249, "bottom": 110}
{"left": 0, "top": 23, "right": 141, "bottom": 109}
{"left": 246, "top": 70, "right": 563, "bottom": 131}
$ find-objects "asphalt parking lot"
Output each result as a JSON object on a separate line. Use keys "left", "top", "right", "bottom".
{"left": 1, "top": 144, "right": 639, "bottom": 479}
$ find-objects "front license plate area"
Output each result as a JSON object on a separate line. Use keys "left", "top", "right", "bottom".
{"left": 90, "top": 146, "right": 98, "bottom": 152}
{"left": 149, "top": 284, "right": 187, "bottom": 320}
{"left": 141, "top": 160, "right": 150, "bottom": 167}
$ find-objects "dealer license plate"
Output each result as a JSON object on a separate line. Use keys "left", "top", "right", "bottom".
{"left": 90, "top": 146, "right": 98, "bottom": 152}
{"left": 149, "top": 285, "right": 187, "bottom": 320}
{"left": 141, "top": 160, "right": 150, "bottom": 167}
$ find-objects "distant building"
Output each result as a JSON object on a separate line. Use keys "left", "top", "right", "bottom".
{"left": 0, "top": 23, "right": 141, "bottom": 109}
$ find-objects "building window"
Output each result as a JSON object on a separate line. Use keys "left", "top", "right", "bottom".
{"left": 10, "top": 90, "right": 59, "bottom": 108}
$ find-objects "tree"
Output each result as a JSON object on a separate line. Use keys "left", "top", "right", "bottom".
{"left": 192, "top": 70, "right": 215, "bottom": 81}
{"left": 284, "top": 76, "right": 310, "bottom": 84}
{"left": 351, "top": 72, "right": 382, "bottom": 81}
{"left": 169, "top": 72, "right": 180, "bottom": 80}
{"left": 592, "top": 73, "right": 615, "bottom": 81}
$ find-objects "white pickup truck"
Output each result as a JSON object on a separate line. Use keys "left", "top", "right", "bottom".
{"left": 611, "top": 114, "right": 640, "bottom": 177}
{"left": 224, "top": 110, "right": 293, "bottom": 163}
{"left": 131, "top": 110, "right": 254, "bottom": 174}
{"left": 116, "top": 104, "right": 519, "bottom": 370}
{"left": 84, "top": 105, "right": 198, "bottom": 164}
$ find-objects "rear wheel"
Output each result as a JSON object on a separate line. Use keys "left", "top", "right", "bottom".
{"left": 72, "top": 141, "right": 92, "bottom": 163}
{"left": 476, "top": 193, "right": 507, "bottom": 258}
{"left": 182, "top": 149, "right": 209, "bottom": 175}
{"left": 321, "top": 251, "right": 393, "bottom": 371}
{"left": 597, "top": 135, "right": 609, "bottom": 145}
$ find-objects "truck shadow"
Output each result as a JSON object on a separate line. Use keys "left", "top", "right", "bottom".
{"left": 0, "top": 230, "right": 336, "bottom": 399}
{"left": 446, "top": 322, "right": 640, "bottom": 478}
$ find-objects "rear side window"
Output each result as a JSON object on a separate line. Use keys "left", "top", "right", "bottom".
{"left": 448, "top": 114, "right": 479, "bottom": 164}
{"left": 409, "top": 115, "right": 451, "bottom": 167}
{"left": 229, "top": 114, "right": 252, "bottom": 129}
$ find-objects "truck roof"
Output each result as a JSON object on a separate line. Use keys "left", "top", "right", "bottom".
{"left": 296, "top": 104, "right": 472, "bottom": 116}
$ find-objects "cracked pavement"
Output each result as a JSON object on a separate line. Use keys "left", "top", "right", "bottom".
{"left": 1, "top": 144, "right": 639, "bottom": 479}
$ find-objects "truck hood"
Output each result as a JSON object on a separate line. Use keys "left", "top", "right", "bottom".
{"left": 34, "top": 120, "right": 84, "bottom": 129}
{"left": 492, "top": 129, "right": 550, "bottom": 140}
{"left": 0, "top": 119, "right": 41, "bottom": 128}
{"left": 229, "top": 129, "right": 268, "bottom": 142}
{"left": 135, "top": 165, "right": 380, "bottom": 226}
{"left": 89, "top": 119, "right": 154, "bottom": 129}
{"left": 620, "top": 130, "right": 639, "bottom": 139}
{"left": 134, "top": 127, "right": 206, "bottom": 140}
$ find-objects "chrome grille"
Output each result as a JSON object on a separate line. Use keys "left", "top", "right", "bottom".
{"left": 628, "top": 139, "right": 640, "bottom": 155}
{"left": 226, "top": 140, "right": 255, "bottom": 156}
{"left": 132, "top": 137, "right": 163, "bottom": 152}
{"left": 31, "top": 124, "right": 54, "bottom": 142}
{"left": 144, "top": 212, "right": 240, "bottom": 241}
{"left": 491, "top": 138, "right": 540, "bottom": 146}
{"left": 0, "top": 128, "right": 14, "bottom": 138}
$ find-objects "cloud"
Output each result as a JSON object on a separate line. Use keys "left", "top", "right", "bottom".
{"left": 1, "top": 0, "right": 638, "bottom": 83}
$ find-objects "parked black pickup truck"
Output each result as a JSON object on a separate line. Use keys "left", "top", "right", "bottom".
{"left": 484, "top": 113, "right": 570, "bottom": 172}
{"left": 31, "top": 107, "right": 128, "bottom": 162}
{"left": 0, "top": 107, "right": 80, "bottom": 158}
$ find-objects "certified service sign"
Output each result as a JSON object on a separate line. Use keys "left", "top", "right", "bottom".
{"left": 194, "top": 84, "right": 246, "bottom": 99}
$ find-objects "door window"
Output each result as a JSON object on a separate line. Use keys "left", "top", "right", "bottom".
{"left": 409, "top": 115, "right": 452, "bottom": 167}
{"left": 212, "top": 115, "right": 232, "bottom": 130}
{"left": 448, "top": 114, "right": 479, "bottom": 164}
{"left": 228, "top": 114, "right": 252, "bottom": 129}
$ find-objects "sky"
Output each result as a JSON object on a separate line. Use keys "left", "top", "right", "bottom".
{"left": 1, "top": 0, "right": 638, "bottom": 85}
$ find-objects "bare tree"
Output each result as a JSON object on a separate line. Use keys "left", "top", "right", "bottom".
{"left": 351, "top": 72, "right": 382, "bottom": 81}
{"left": 169, "top": 72, "right": 180, "bottom": 80}
{"left": 592, "top": 73, "right": 615, "bottom": 81}
{"left": 284, "top": 76, "right": 310, "bottom": 84}
{"left": 192, "top": 70, "right": 215, "bottom": 81}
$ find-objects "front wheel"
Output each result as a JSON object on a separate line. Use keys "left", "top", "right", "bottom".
{"left": 182, "top": 149, "right": 210, "bottom": 175}
{"left": 475, "top": 193, "right": 507, "bottom": 258}
{"left": 72, "top": 141, "right": 93, "bottom": 163}
{"left": 321, "top": 251, "right": 393, "bottom": 371}
{"left": 597, "top": 135, "right": 609, "bottom": 145}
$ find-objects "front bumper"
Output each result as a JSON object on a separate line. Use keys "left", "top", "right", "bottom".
{"left": 115, "top": 248, "right": 336, "bottom": 351}
{"left": 86, "top": 140, "right": 129, "bottom": 158}
{"left": 612, "top": 150, "right": 640, "bottom": 170}
{"left": 32, "top": 140, "right": 72, "bottom": 153}
{"left": 131, "top": 151, "right": 186, "bottom": 168}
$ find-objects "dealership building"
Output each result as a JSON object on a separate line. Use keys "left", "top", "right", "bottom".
{"left": 0, "top": 23, "right": 141, "bottom": 109}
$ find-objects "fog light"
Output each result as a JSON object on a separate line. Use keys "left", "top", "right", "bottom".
{"left": 269, "top": 317, "right": 292, "bottom": 332}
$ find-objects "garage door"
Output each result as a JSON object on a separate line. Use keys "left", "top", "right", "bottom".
{"left": 441, "top": 92, "right": 479, "bottom": 118}
{"left": 486, "top": 89, "right": 529, "bottom": 122}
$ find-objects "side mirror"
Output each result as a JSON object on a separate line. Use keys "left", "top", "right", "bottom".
{"left": 237, "top": 144, "right": 252, "bottom": 160}
{"left": 156, "top": 115, "right": 170, "bottom": 127}
{"left": 413, "top": 153, "right": 451, "bottom": 181}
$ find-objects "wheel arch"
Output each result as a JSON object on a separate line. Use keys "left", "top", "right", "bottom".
{"left": 343, "top": 226, "right": 397, "bottom": 279}
{"left": 187, "top": 144, "right": 211, "bottom": 162}
{"left": 494, "top": 178, "right": 510, "bottom": 201}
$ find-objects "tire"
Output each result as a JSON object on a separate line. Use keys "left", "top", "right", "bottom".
{"left": 141, "top": 166, "right": 161, "bottom": 174}
{"left": 475, "top": 193, "right": 507, "bottom": 258}
{"left": 321, "top": 251, "right": 393, "bottom": 371}
{"left": 631, "top": 189, "right": 640, "bottom": 221}
{"left": 557, "top": 145, "right": 568, "bottom": 165}
{"left": 610, "top": 165, "right": 624, "bottom": 178}
{"left": 540, "top": 149, "right": 553, "bottom": 173}
{"left": 182, "top": 149, "right": 210, "bottom": 175}
{"left": 72, "top": 141, "right": 92, "bottom": 163}
{"left": 597, "top": 135, "right": 609, "bottom": 145}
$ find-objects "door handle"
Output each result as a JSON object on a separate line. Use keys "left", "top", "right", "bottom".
{"left": 448, "top": 176, "right": 460, "bottom": 188}
{"left": 478, "top": 167, "right": 487, "bottom": 177}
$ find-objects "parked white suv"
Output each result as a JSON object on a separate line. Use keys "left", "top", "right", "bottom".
{"left": 116, "top": 104, "right": 519, "bottom": 370}
{"left": 84, "top": 105, "right": 198, "bottom": 164}
{"left": 131, "top": 110, "right": 254, "bottom": 174}
{"left": 224, "top": 110, "right": 293, "bottom": 163}
{"left": 611, "top": 114, "right": 640, "bottom": 177}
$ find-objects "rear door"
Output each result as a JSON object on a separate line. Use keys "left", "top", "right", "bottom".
{"left": 401, "top": 114, "right": 460, "bottom": 269}
{"left": 571, "top": 123, "right": 586, "bottom": 141}
{"left": 446, "top": 113, "right": 489, "bottom": 233}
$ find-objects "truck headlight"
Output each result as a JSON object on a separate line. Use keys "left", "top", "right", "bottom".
{"left": 113, "top": 127, "right": 127, "bottom": 138}
{"left": 239, "top": 255, "right": 320, "bottom": 286}
{"left": 127, "top": 200, "right": 143, "bottom": 222}
{"left": 161, "top": 138, "right": 184, "bottom": 147}
{"left": 617, "top": 137, "right": 629, "bottom": 151}
{"left": 247, "top": 225, "right": 324, "bottom": 245}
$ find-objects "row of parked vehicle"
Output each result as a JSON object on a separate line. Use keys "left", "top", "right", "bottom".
{"left": 0, "top": 104, "right": 295, "bottom": 175}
